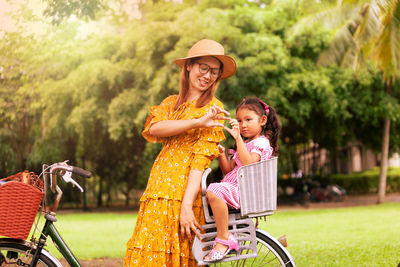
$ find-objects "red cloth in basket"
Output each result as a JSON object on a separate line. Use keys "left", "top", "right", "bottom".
{"left": 0, "top": 171, "right": 44, "bottom": 239}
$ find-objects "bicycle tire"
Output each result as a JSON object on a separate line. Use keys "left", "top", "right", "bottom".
{"left": 0, "top": 238, "right": 60, "bottom": 267}
{"left": 208, "top": 229, "right": 295, "bottom": 267}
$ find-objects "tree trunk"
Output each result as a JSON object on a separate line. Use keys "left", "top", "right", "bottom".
{"left": 106, "top": 179, "right": 112, "bottom": 207}
{"left": 97, "top": 176, "right": 103, "bottom": 207}
{"left": 124, "top": 190, "right": 131, "bottom": 207}
{"left": 81, "top": 158, "right": 88, "bottom": 211}
{"left": 377, "top": 117, "right": 390, "bottom": 204}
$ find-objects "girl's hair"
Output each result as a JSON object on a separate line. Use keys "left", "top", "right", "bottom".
{"left": 236, "top": 97, "right": 281, "bottom": 156}
{"left": 173, "top": 57, "right": 223, "bottom": 110}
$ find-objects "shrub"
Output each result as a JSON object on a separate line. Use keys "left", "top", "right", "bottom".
{"left": 313, "top": 167, "right": 400, "bottom": 194}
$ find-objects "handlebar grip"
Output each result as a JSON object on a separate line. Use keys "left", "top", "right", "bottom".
{"left": 72, "top": 166, "right": 92, "bottom": 178}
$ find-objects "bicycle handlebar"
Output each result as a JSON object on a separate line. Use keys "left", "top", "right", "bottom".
{"left": 71, "top": 166, "right": 92, "bottom": 178}
{"left": 42, "top": 161, "right": 92, "bottom": 213}
{"left": 49, "top": 162, "right": 91, "bottom": 192}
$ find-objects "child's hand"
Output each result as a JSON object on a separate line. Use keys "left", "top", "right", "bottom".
{"left": 197, "top": 104, "right": 231, "bottom": 128}
{"left": 218, "top": 144, "right": 225, "bottom": 153}
{"left": 224, "top": 119, "right": 241, "bottom": 140}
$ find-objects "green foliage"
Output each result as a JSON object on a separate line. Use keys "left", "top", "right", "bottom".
{"left": 2, "top": 0, "right": 400, "bottom": 205}
{"left": 286, "top": 24, "right": 331, "bottom": 61}
{"left": 0, "top": 32, "right": 43, "bottom": 171}
{"left": 228, "top": 5, "right": 294, "bottom": 35}
{"left": 0, "top": 131, "right": 18, "bottom": 177}
{"left": 43, "top": 0, "right": 107, "bottom": 25}
{"left": 199, "top": 0, "right": 249, "bottom": 9}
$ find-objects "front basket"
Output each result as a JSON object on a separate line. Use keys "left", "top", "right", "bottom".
{"left": 0, "top": 172, "right": 44, "bottom": 240}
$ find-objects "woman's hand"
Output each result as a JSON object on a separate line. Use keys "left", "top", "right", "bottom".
{"left": 180, "top": 203, "right": 202, "bottom": 240}
{"left": 224, "top": 119, "right": 241, "bottom": 140}
{"left": 197, "top": 104, "right": 230, "bottom": 128}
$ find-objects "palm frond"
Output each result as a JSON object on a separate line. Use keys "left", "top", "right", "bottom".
{"left": 290, "top": 0, "right": 400, "bottom": 84}
{"left": 371, "top": 0, "right": 400, "bottom": 84}
{"left": 317, "top": 20, "right": 358, "bottom": 67}
{"left": 317, "top": 2, "right": 371, "bottom": 68}
{"left": 287, "top": 3, "right": 361, "bottom": 38}
{"left": 353, "top": 3, "right": 381, "bottom": 46}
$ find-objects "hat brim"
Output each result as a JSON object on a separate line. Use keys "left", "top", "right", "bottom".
{"left": 174, "top": 54, "right": 237, "bottom": 80}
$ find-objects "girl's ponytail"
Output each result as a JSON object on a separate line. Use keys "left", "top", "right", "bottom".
{"left": 264, "top": 106, "right": 281, "bottom": 156}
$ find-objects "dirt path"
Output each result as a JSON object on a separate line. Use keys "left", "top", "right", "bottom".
{"left": 60, "top": 193, "right": 400, "bottom": 267}
{"left": 59, "top": 258, "right": 123, "bottom": 267}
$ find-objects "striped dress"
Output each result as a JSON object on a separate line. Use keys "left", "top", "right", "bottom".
{"left": 206, "top": 136, "right": 273, "bottom": 209}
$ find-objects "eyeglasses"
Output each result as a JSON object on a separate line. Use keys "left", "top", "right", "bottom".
{"left": 196, "top": 63, "right": 221, "bottom": 78}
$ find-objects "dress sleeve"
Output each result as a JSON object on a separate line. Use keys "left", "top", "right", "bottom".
{"left": 190, "top": 99, "right": 226, "bottom": 171}
{"left": 250, "top": 137, "right": 274, "bottom": 160}
{"left": 142, "top": 96, "right": 176, "bottom": 143}
{"left": 190, "top": 126, "right": 225, "bottom": 171}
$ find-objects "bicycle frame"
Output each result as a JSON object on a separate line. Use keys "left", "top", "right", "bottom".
{"left": 27, "top": 161, "right": 91, "bottom": 267}
{"left": 0, "top": 162, "right": 91, "bottom": 267}
{"left": 30, "top": 214, "right": 81, "bottom": 267}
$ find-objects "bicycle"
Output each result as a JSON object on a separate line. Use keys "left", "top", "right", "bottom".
{"left": 192, "top": 157, "right": 296, "bottom": 266}
{"left": 0, "top": 161, "right": 91, "bottom": 267}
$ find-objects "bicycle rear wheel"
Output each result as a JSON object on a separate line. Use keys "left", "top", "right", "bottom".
{"left": 0, "top": 238, "right": 60, "bottom": 267}
{"left": 208, "top": 230, "right": 295, "bottom": 267}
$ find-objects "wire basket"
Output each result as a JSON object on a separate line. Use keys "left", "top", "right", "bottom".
{"left": 238, "top": 157, "right": 277, "bottom": 217}
{"left": 0, "top": 171, "right": 44, "bottom": 240}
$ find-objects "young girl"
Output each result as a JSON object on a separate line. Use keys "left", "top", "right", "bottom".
{"left": 203, "top": 97, "right": 281, "bottom": 262}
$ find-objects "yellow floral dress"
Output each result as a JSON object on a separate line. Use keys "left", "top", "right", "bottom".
{"left": 124, "top": 95, "right": 225, "bottom": 267}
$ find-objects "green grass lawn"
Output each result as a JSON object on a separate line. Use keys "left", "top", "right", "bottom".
{"left": 32, "top": 212, "right": 137, "bottom": 260}
{"left": 30, "top": 203, "right": 400, "bottom": 266}
{"left": 259, "top": 203, "right": 400, "bottom": 266}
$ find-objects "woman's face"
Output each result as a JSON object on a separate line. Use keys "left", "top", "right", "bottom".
{"left": 187, "top": 56, "right": 221, "bottom": 96}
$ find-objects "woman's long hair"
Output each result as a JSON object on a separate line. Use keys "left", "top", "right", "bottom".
{"left": 173, "top": 57, "right": 223, "bottom": 110}
{"left": 236, "top": 97, "right": 281, "bottom": 156}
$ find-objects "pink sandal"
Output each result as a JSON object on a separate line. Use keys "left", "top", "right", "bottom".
{"left": 203, "top": 233, "right": 239, "bottom": 262}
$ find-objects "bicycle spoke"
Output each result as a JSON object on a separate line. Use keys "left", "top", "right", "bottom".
{"left": 259, "top": 258, "right": 280, "bottom": 267}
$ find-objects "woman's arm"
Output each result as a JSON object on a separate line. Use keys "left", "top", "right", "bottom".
{"left": 149, "top": 105, "right": 230, "bottom": 137}
{"left": 149, "top": 119, "right": 200, "bottom": 137}
{"left": 180, "top": 169, "right": 203, "bottom": 240}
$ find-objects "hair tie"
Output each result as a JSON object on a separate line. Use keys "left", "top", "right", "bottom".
{"left": 258, "top": 99, "right": 270, "bottom": 114}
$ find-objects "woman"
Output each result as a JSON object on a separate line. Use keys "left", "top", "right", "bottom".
{"left": 124, "top": 39, "right": 237, "bottom": 266}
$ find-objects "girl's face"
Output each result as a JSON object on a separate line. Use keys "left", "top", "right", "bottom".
{"left": 236, "top": 108, "right": 267, "bottom": 141}
{"left": 187, "top": 56, "right": 221, "bottom": 96}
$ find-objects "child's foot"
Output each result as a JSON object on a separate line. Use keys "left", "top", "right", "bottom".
{"left": 203, "top": 243, "right": 228, "bottom": 262}
{"left": 214, "top": 242, "right": 229, "bottom": 255}
{"left": 203, "top": 233, "right": 239, "bottom": 262}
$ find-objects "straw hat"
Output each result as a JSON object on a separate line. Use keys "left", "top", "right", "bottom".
{"left": 174, "top": 39, "right": 237, "bottom": 80}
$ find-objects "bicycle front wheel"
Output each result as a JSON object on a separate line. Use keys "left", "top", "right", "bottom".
{"left": 208, "top": 229, "right": 295, "bottom": 267}
{"left": 0, "top": 238, "right": 60, "bottom": 267}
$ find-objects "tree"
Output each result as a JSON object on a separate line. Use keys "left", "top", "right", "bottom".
{"left": 0, "top": 32, "right": 44, "bottom": 172}
{"left": 4, "top": 0, "right": 398, "bottom": 207}
{"left": 43, "top": 0, "right": 107, "bottom": 24}
{"left": 305, "top": 0, "right": 400, "bottom": 203}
